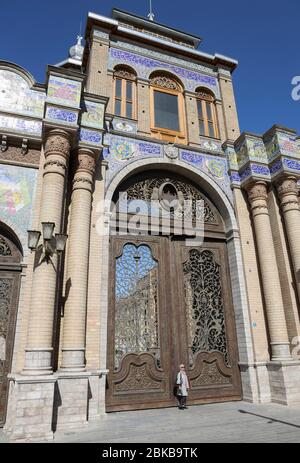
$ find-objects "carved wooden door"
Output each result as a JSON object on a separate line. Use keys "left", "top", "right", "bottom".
{"left": 0, "top": 231, "right": 21, "bottom": 426}
{"left": 171, "top": 238, "right": 242, "bottom": 404}
{"left": 106, "top": 235, "right": 174, "bottom": 411}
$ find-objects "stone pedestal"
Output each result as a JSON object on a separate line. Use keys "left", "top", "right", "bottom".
{"left": 4, "top": 375, "right": 56, "bottom": 442}
{"left": 54, "top": 373, "right": 90, "bottom": 431}
{"left": 268, "top": 361, "right": 300, "bottom": 405}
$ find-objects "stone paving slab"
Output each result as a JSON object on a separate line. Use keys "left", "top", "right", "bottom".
{"left": 1, "top": 401, "right": 300, "bottom": 443}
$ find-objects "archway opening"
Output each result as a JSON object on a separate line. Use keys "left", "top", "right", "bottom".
{"left": 106, "top": 170, "right": 242, "bottom": 411}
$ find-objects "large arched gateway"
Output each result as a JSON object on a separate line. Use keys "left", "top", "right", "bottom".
{"left": 106, "top": 170, "right": 242, "bottom": 411}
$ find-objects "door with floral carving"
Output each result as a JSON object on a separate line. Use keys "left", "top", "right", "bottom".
{"left": 106, "top": 172, "right": 241, "bottom": 411}
{"left": 0, "top": 228, "right": 22, "bottom": 426}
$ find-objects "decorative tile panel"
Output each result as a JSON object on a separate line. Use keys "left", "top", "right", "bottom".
{"left": 0, "top": 164, "right": 37, "bottom": 248}
{"left": 79, "top": 128, "right": 102, "bottom": 146}
{"left": 199, "top": 137, "right": 222, "bottom": 153}
{"left": 0, "top": 70, "right": 45, "bottom": 118}
{"left": 104, "top": 134, "right": 163, "bottom": 187}
{"left": 47, "top": 76, "right": 81, "bottom": 108}
{"left": 278, "top": 132, "right": 299, "bottom": 157}
{"left": 112, "top": 117, "right": 137, "bottom": 134}
{"left": 0, "top": 114, "right": 42, "bottom": 137}
{"left": 81, "top": 101, "right": 104, "bottom": 129}
{"left": 45, "top": 106, "right": 78, "bottom": 125}
{"left": 109, "top": 48, "right": 220, "bottom": 96}
{"left": 180, "top": 150, "right": 232, "bottom": 200}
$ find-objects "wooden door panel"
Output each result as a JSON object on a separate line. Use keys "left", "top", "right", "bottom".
{"left": 106, "top": 236, "right": 173, "bottom": 411}
{"left": 0, "top": 271, "right": 20, "bottom": 426}
{"left": 172, "top": 239, "right": 242, "bottom": 403}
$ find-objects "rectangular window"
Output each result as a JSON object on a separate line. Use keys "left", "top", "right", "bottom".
{"left": 154, "top": 90, "right": 180, "bottom": 132}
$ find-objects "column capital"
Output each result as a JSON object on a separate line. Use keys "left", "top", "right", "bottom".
{"left": 76, "top": 147, "right": 98, "bottom": 176}
{"left": 245, "top": 181, "right": 268, "bottom": 203}
{"left": 276, "top": 176, "right": 299, "bottom": 198}
{"left": 44, "top": 129, "right": 72, "bottom": 159}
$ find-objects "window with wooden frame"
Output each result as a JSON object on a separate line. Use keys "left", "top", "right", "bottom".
{"left": 196, "top": 88, "right": 219, "bottom": 139}
{"left": 150, "top": 73, "right": 186, "bottom": 143}
{"left": 113, "top": 66, "right": 137, "bottom": 119}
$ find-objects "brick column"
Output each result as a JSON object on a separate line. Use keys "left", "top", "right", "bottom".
{"left": 60, "top": 148, "right": 97, "bottom": 371}
{"left": 277, "top": 176, "right": 300, "bottom": 301}
{"left": 23, "top": 129, "right": 71, "bottom": 375}
{"left": 246, "top": 181, "right": 291, "bottom": 361}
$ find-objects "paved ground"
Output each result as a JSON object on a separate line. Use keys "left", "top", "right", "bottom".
{"left": 1, "top": 401, "right": 300, "bottom": 443}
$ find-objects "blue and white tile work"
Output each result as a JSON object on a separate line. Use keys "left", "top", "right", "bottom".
{"left": 180, "top": 149, "right": 232, "bottom": 200}
{"left": 45, "top": 106, "right": 78, "bottom": 125}
{"left": 109, "top": 48, "right": 220, "bottom": 96}
{"left": 79, "top": 128, "right": 102, "bottom": 146}
{"left": 103, "top": 134, "right": 163, "bottom": 186}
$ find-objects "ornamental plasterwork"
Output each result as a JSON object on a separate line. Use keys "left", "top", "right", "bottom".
{"left": 111, "top": 40, "right": 217, "bottom": 77}
{"left": 109, "top": 48, "right": 220, "bottom": 97}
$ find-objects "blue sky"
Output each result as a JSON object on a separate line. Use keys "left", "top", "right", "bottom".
{"left": 1, "top": 0, "right": 299, "bottom": 135}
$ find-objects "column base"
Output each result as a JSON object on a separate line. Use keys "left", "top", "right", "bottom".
{"left": 267, "top": 360, "right": 300, "bottom": 405}
{"left": 60, "top": 348, "right": 86, "bottom": 371}
{"left": 270, "top": 342, "right": 292, "bottom": 361}
{"left": 22, "top": 348, "right": 53, "bottom": 376}
{"left": 4, "top": 374, "right": 56, "bottom": 442}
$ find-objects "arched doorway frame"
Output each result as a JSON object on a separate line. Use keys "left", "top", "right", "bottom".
{"left": 100, "top": 158, "right": 255, "bottom": 403}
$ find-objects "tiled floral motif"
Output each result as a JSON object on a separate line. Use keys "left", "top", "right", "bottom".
{"left": 180, "top": 150, "right": 232, "bottom": 200}
{"left": 104, "top": 135, "right": 163, "bottom": 187}
{"left": 265, "top": 135, "right": 281, "bottom": 162}
{"left": 47, "top": 76, "right": 81, "bottom": 108}
{"left": 109, "top": 48, "right": 220, "bottom": 95}
{"left": 81, "top": 101, "right": 104, "bottom": 129}
{"left": 227, "top": 148, "right": 238, "bottom": 170}
{"left": 0, "top": 115, "right": 42, "bottom": 136}
{"left": 236, "top": 141, "right": 248, "bottom": 168}
{"left": 0, "top": 70, "right": 45, "bottom": 118}
{"left": 247, "top": 138, "right": 268, "bottom": 163}
{"left": 0, "top": 164, "right": 37, "bottom": 248}
{"left": 79, "top": 128, "right": 102, "bottom": 145}
{"left": 46, "top": 107, "right": 77, "bottom": 124}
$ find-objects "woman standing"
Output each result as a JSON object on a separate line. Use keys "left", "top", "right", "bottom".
{"left": 176, "top": 364, "right": 190, "bottom": 410}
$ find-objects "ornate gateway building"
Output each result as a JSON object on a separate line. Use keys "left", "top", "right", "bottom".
{"left": 0, "top": 8, "right": 300, "bottom": 441}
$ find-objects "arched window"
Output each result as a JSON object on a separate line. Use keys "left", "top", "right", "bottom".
{"left": 150, "top": 73, "right": 186, "bottom": 143}
{"left": 113, "top": 66, "right": 137, "bottom": 119}
{"left": 196, "top": 88, "right": 219, "bottom": 139}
